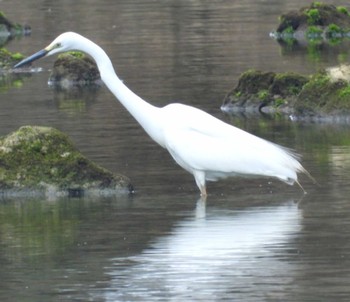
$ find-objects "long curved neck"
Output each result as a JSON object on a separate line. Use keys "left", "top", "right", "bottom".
{"left": 79, "top": 37, "right": 165, "bottom": 147}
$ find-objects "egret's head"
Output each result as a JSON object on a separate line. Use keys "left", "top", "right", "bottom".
{"left": 14, "top": 32, "right": 82, "bottom": 68}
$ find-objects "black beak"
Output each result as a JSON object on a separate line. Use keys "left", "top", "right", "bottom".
{"left": 14, "top": 49, "right": 49, "bottom": 68}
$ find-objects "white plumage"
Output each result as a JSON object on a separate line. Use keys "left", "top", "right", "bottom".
{"left": 14, "top": 32, "right": 309, "bottom": 196}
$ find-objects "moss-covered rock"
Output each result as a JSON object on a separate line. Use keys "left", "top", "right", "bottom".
{"left": 222, "top": 70, "right": 308, "bottom": 113}
{"left": 0, "top": 52, "right": 30, "bottom": 94}
{"left": 270, "top": 73, "right": 309, "bottom": 97}
{"left": 271, "top": 2, "right": 350, "bottom": 43}
{"left": 222, "top": 67, "right": 350, "bottom": 117}
{"left": 221, "top": 70, "right": 275, "bottom": 109}
{"left": 234, "top": 70, "right": 275, "bottom": 95}
{"left": 295, "top": 70, "right": 350, "bottom": 115}
{"left": 0, "top": 49, "right": 31, "bottom": 93}
{"left": 0, "top": 47, "right": 25, "bottom": 69}
{"left": 48, "top": 51, "right": 101, "bottom": 89}
{"left": 0, "top": 126, "right": 132, "bottom": 196}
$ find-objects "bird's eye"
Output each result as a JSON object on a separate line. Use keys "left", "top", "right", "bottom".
{"left": 56, "top": 42, "right": 61, "bottom": 48}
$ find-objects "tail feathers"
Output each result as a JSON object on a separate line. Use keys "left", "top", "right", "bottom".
{"left": 278, "top": 148, "right": 316, "bottom": 194}
{"left": 301, "top": 166, "right": 317, "bottom": 185}
{"left": 282, "top": 146, "right": 317, "bottom": 189}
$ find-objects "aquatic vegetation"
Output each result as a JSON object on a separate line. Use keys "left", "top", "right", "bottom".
{"left": 257, "top": 90, "right": 269, "bottom": 102}
{"left": 305, "top": 8, "right": 321, "bottom": 25}
{"left": 337, "top": 85, "right": 350, "bottom": 99}
{"left": 306, "top": 26, "right": 323, "bottom": 40}
{"left": 337, "top": 6, "right": 350, "bottom": 16}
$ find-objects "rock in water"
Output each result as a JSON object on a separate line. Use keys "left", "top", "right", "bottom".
{"left": 0, "top": 126, "right": 132, "bottom": 197}
{"left": 48, "top": 52, "right": 101, "bottom": 89}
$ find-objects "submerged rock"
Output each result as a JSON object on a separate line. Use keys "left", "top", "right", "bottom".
{"left": 222, "top": 67, "right": 350, "bottom": 117}
{"left": 49, "top": 51, "right": 101, "bottom": 89}
{"left": 0, "top": 126, "right": 132, "bottom": 197}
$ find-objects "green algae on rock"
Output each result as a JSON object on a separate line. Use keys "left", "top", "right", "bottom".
{"left": 222, "top": 67, "right": 350, "bottom": 117}
{"left": 295, "top": 68, "right": 350, "bottom": 115}
{"left": 222, "top": 69, "right": 308, "bottom": 113}
{"left": 0, "top": 48, "right": 24, "bottom": 69}
{"left": 271, "top": 2, "right": 350, "bottom": 43}
{"left": 0, "top": 126, "right": 132, "bottom": 196}
{"left": 48, "top": 51, "right": 101, "bottom": 89}
{"left": 0, "top": 48, "right": 29, "bottom": 94}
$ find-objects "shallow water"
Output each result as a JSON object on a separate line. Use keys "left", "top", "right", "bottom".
{"left": 2, "top": 0, "right": 350, "bottom": 301}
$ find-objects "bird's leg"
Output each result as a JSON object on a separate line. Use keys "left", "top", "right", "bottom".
{"left": 200, "top": 185, "right": 207, "bottom": 198}
{"left": 194, "top": 171, "right": 207, "bottom": 197}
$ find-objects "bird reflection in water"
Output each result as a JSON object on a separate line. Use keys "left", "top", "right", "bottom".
{"left": 102, "top": 199, "right": 301, "bottom": 301}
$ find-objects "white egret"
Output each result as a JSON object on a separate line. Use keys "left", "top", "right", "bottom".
{"left": 14, "top": 32, "right": 311, "bottom": 196}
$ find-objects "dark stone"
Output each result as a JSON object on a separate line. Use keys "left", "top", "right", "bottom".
{"left": 49, "top": 52, "right": 101, "bottom": 88}
{"left": 270, "top": 73, "right": 308, "bottom": 97}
